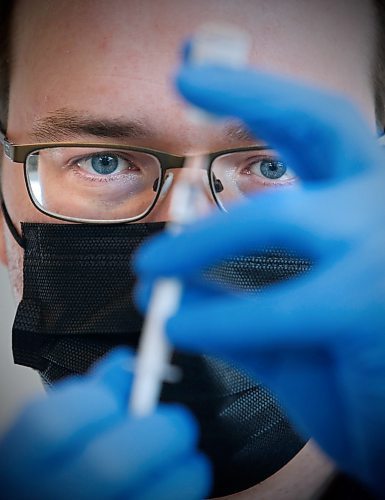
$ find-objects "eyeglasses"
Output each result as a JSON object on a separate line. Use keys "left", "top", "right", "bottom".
{"left": 0, "top": 131, "right": 296, "bottom": 223}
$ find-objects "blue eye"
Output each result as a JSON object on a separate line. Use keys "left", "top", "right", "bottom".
{"left": 91, "top": 154, "right": 119, "bottom": 175}
{"left": 72, "top": 151, "right": 140, "bottom": 178}
{"left": 260, "top": 159, "right": 287, "bottom": 179}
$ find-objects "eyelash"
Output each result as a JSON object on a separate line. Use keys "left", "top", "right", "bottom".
{"left": 65, "top": 152, "right": 138, "bottom": 181}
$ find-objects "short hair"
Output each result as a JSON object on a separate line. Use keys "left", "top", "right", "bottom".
{"left": 0, "top": 1, "right": 384, "bottom": 130}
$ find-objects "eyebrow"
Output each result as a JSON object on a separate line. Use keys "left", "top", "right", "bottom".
{"left": 223, "top": 122, "right": 257, "bottom": 143}
{"left": 31, "top": 108, "right": 153, "bottom": 142}
{"left": 31, "top": 108, "right": 257, "bottom": 145}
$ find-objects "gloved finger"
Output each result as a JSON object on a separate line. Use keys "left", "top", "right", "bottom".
{"left": 166, "top": 245, "right": 383, "bottom": 354}
{"left": 40, "top": 405, "right": 201, "bottom": 499}
{"left": 2, "top": 350, "right": 134, "bottom": 468}
{"left": 176, "top": 65, "right": 382, "bottom": 181}
{"left": 135, "top": 190, "right": 344, "bottom": 280}
{"left": 86, "top": 346, "right": 135, "bottom": 404}
{"left": 134, "top": 271, "right": 225, "bottom": 314}
{"left": 135, "top": 152, "right": 385, "bottom": 280}
{"left": 247, "top": 330, "right": 385, "bottom": 491}
{"left": 131, "top": 453, "right": 212, "bottom": 500}
{"left": 246, "top": 348, "right": 358, "bottom": 474}
{"left": 335, "top": 340, "right": 385, "bottom": 492}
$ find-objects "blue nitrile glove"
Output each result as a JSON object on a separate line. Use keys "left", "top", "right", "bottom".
{"left": 135, "top": 66, "right": 385, "bottom": 496}
{"left": 0, "top": 348, "right": 211, "bottom": 500}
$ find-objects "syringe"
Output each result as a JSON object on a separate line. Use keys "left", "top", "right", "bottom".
{"left": 129, "top": 158, "right": 210, "bottom": 417}
{"left": 129, "top": 24, "right": 251, "bottom": 418}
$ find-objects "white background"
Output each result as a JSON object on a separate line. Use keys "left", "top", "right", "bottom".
{"left": 0, "top": 264, "right": 43, "bottom": 433}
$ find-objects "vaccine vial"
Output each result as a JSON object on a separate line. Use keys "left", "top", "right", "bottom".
{"left": 186, "top": 23, "right": 251, "bottom": 124}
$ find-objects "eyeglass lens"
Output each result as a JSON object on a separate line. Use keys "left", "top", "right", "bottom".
{"left": 210, "top": 150, "right": 296, "bottom": 211}
{"left": 25, "top": 146, "right": 296, "bottom": 221}
{"left": 26, "top": 147, "right": 162, "bottom": 221}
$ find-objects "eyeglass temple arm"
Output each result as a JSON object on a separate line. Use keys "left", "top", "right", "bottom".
{"left": 0, "top": 130, "right": 15, "bottom": 160}
{"left": 0, "top": 129, "right": 6, "bottom": 146}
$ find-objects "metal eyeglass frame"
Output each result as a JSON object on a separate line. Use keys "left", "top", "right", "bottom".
{"left": 2, "top": 130, "right": 384, "bottom": 224}
{"left": 0, "top": 129, "right": 271, "bottom": 224}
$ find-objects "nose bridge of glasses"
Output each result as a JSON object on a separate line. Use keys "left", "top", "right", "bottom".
{"left": 149, "top": 166, "right": 217, "bottom": 223}
{"left": 160, "top": 162, "right": 213, "bottom": 197}
{"left": 155, "top": 149, "right": 210, "bottom": 188}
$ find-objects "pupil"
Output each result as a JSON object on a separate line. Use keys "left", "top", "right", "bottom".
{"left": 91, "top": 155, "right": 119, "bottom": 175}
{"left": 260, "top": 159, "right": 287, "bottom": 179}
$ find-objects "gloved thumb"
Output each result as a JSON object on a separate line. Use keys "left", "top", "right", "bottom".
{"left": 85, "top": 347, "right": 135, "bottom": 408}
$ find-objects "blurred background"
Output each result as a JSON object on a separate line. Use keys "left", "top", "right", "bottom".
{"left": 0, "top": 264, "right": 43, "bottom": 433}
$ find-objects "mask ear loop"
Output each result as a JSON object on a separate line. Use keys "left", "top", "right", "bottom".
{"left": 1, "top": 200, "right": 25, "bottom": 248}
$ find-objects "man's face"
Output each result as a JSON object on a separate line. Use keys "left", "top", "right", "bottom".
{"left": 0, "top": 0, "right": 376, "bottom": 301}
{"left": 0, "top": 0, "right": 378, "bottom": 495}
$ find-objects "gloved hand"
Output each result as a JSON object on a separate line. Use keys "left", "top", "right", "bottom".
{"left": 0, "top": 348, "right": 211, "bottom": 500}
{"left": 135, "top": 65, "right": 385, "bottom": 495}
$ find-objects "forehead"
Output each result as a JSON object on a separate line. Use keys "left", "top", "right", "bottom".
{"left": 8, "top": 0, "right": 376, "bottom": 146}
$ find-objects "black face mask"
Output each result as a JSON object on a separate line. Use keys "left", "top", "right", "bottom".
{"left": 3, "top": 201, "right": 311, "bottom": 498}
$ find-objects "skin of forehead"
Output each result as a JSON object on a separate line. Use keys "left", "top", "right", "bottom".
{"left": 8, "top": 0, "right": 376, "bottom": 146}
{"left": 0, "top": 2, "right": 377, "bottom": 496}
